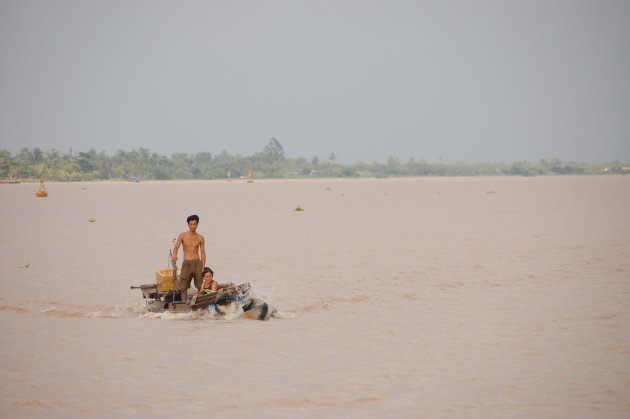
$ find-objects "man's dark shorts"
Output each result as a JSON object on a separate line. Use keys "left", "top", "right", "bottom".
{"left": 179, "top": 259, "right": 203, "bottom": 291}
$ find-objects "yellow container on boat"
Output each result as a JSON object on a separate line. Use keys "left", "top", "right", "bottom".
{"left": 155, "top": 268, "right": 180, "bottom": 293}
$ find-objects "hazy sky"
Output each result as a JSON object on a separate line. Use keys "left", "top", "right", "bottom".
{"left": 1, "top": 0, "right": 629, "bottom": 163}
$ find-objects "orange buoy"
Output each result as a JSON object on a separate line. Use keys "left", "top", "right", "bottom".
{"left": 36, "top": 179, "right": 48, "bottom": 197}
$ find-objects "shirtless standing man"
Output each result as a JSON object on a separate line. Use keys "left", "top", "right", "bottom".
{"left": 172, "top": 214, "right": 206, "bottom": 301}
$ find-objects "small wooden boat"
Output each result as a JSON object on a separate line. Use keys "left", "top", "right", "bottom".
{"left": 131, "top": 268, "right": 276, "bottom": 320}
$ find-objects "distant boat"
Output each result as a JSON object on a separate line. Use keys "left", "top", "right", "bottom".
{"left": 3, "top": 166, "right": 19, "bottom": 183}
{"left": 128, "top": 176, "right": 140, "bottom": 182}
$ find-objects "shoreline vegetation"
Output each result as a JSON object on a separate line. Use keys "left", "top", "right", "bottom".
{"left": 2, "top": 139, "right": 629, "bottom": 182}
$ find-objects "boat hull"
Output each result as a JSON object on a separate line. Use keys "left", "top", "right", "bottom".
{"left": 131, "top": 282, "right": 276, "bottom": 320}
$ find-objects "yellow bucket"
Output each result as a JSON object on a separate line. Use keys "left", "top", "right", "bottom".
{"left": 155, "top": 268, "right": 180, "bottom": 293}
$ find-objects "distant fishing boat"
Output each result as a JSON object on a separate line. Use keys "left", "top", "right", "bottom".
{"left": 2, "top": 166, "right": 20, "bottom": 183}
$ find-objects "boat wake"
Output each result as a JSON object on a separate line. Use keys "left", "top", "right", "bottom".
{"left": 1, "top": 301, "right": 143, "bottom": 319}
{"left": 0, "top": 286, "right": 291, "bottom": 320}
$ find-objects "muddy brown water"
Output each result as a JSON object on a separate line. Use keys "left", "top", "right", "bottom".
{"left": 1, "top": 176, "right": 629, "bottom": 418}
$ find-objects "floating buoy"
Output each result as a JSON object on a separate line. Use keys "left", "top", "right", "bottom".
{"left": 36, "top": 179, "right": 48, "bottom": 197}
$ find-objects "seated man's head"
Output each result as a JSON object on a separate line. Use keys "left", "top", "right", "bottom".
{"left": 202, "top": 267, "right": 214, "bottom": 282}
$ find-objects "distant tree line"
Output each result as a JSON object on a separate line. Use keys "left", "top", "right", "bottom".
{"left": 1, "top": 138, "right": 628, "bottom": 182}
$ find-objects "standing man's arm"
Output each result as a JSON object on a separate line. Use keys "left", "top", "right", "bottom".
{"left": 172, "top": 233, "right": 183, "bottom": 262}
{"left": 200, "top": 236, "right": 206, "bottom": 268}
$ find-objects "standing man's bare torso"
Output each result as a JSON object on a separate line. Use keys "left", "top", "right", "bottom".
{"left": 180, "top": 231, "right": 204, "bottom": 260}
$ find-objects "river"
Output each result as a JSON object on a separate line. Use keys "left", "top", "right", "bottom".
{"left": 1, "top": 176, "right": 629, "bottom": 418}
